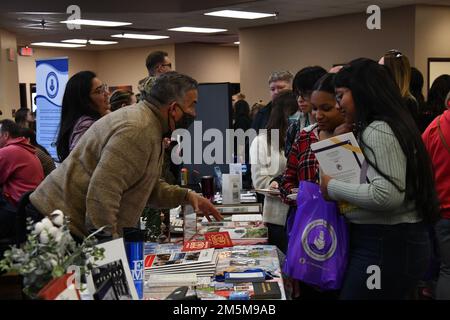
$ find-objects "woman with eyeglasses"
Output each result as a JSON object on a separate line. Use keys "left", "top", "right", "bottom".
{"left": 379, "top": 49, "right": 420, "bottom": 130}
{"left": 56, "top": 71, "right": 111, "bottom": 162}
{"left": 284, "top": 66, "right": 326, "bottom": 158}
{"left": 320, "top": 58, "right": 439, "bottom": 299}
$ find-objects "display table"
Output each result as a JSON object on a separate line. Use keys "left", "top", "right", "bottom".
{"left": 145, "top": 195, "right": 286, "bottom": 300}
{"left": 143, "top": 243, "right": 286, "bottom": 300}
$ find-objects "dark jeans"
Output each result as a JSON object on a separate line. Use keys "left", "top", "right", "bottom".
{"left": 340, "top": 222, "right": 431, "bottom": 300}
{"left": 267, "top": 223, "right": 288, "bottom": 254}
{"left": 0, "top": 193, "right": 16, "bottom": 238}
{"left": 435, "top": 218, "right": 450, "bottom": 300}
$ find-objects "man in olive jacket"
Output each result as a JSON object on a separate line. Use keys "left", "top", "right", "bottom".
{"left": 30, "top": 72, "right": 222, "bottom": 238}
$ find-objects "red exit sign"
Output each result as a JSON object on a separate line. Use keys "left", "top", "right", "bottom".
{"left": 19, "top": 47, "right": 33, "bottom": 56}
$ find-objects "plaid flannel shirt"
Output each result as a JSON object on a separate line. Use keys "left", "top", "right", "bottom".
{"left": 280, "top": 124, "right": 319, "bottom": 205}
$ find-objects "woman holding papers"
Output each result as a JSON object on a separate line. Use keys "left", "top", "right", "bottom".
{"left": 280, "top": 73, "right": 345, "bottom": 204}
{"left": 320, "top": 58, "right": 439, "bottom": 300}
{"left": 279, "top": 73, "right": 345, "bottom": 299}
{"left": 250, "top": 91, "right": 297, "bottom": 253}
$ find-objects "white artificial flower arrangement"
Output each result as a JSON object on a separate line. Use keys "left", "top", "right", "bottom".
{"left": 0, "top": 210, "right": 105, "bottom": 299}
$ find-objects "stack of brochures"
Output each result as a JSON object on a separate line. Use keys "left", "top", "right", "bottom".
{"left": 145, "top": 274, "right": 213, "bottom": 300}
{"left": 144, "top": 248, "right": 218, "bottom": 278}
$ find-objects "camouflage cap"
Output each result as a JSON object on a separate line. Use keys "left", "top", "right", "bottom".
{"left": 138, "top": 76, "right": 157, "bottom": 101}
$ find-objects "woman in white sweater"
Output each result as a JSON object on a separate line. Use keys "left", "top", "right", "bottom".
{"left": 320, "top": 59, "right": 439, "bottom": 299}
{"left": 250, "top": 91, "right": 298, "bottom": 253}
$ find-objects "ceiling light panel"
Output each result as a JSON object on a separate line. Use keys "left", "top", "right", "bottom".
{"left": 62, "top": 39, "right": 118, "bottom": 45}
{"left": 31, "top": 42, "right": 86, "bottom": 48}
{"left": 168, "top": 27, "right": 227, "bottom": 33}
{"left": 111, "top": 34, "right": 169, "bottom": 40}
{"left": 204, "top": 10, "right": 276, "bottom": 19}
{"left": 60, "top": 19, "right": 132, "bottom": 27}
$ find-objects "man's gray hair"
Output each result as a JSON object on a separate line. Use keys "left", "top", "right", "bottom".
{"left": 268, "top": 71, "right": 293, "bottom": 85}
{"left": 145, "top": 72, "right": 198, "bottom": 106}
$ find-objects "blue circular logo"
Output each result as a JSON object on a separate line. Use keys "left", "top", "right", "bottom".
{"left": 46, "top": 72, "right": 59, "bottom": 99}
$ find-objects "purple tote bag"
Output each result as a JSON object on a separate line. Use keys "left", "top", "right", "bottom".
{"left": 283, "top": 181, "right": 348, "bottom": 290}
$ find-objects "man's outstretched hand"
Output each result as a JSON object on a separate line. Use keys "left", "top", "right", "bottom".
{"left": 186, "top": 191, "right": 224, "bottom": 221}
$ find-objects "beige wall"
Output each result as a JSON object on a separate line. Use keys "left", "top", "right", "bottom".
{"left": 414, "top": 5, "right": 450, "bottom": 90}
{"left": 17, "top": 45, "right": 175, "bottom": 108}
{"left": 95, "top": 44, "right": 176, "bottom": 94}
{"left": 17, "top": 48, "right": 98, "bottom": 84}
{"left": 0, "top": 29, "right": 20, "bottom": 119}
{"left": 175, "top": 43, "right": 239, "bottom": 83}
{"left": 240, "top": 6, "right": 416, "bottom": 105}
{"left": 17, "top": 43, "right": 240, "bottom": 107}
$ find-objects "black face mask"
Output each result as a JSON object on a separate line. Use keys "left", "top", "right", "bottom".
{"left": 172, "top": 105, "right": 195, "bottom": 130}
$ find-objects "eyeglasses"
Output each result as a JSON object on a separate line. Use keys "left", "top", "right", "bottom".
{"left": 296, "top": 90, "right": 312, "bottom": 101}
{"left": 91, "top": 84, "right": 109, "bottom": 95}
